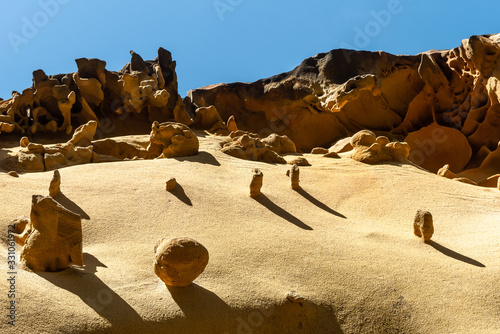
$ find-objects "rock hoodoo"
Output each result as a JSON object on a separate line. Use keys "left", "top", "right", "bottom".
{"left": 0, "top": 47, "right": 190, "bottom": 136}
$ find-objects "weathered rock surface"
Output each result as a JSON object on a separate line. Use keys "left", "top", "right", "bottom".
{"left": 221, "top": 133, "right": 287, "bottom": 164}
{"left": 350, "top": 130, "right": 410, "bottom": 164}
{"left": 2, "top": 120, "right": 199, "bottom": 172}
{"left": 187, "top": 34, "right": 500, "bottom": 182}
{"left": 147, "top": 121, "right": 199, "bottom": 158}
{"left": 250, "top": 168, "right": 263, "bottom": 198}
{"left": 154, "top": 237, "right": 209, "bottom": 287}
{"left": 15, "top": 195, "right": 83, "bottom": 272}
{"left": 414, "top": 210, "right": 434, "bottom": 241}
{"left": 0, "top": 48, "right": 190, "bottom": 136}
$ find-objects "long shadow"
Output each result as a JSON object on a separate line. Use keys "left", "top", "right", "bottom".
{"left": 254, "top": 194, "right": 313, "bottom": 230}
{"left": 53, "top": 192, "right": 91, "bottom": 220}
{"left": 296, "top": 188, "right": 346, "bottom": 219}
{"left": 167, "top": 283, "right": 235, "bottom": 321}
{"left": 427, "top": 241, "right": 486, "bottom": 267}
{"left": 37, "top": 253, "right": 144, "bottom": 330}
{"left": 169, "top": 184, "right": 193, "bottom": 206}
{"left": 174, "top": 151, "right": 221, "bottom": 166}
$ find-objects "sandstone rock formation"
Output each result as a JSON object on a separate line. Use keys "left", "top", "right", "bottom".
{"left": 350, "top": 130, "right": 410, "bottom": 164}
{"left": 16, "top": 195, "right": 83, "bottom": 272}
{"left": 250, "top": 169, "right": 263, "bottom": 198}
{"left": 261, "top": 133, "right": 297, "bottom": 154}
{"left": 414, "top": 210, "right": 434, "bottom": 241}
{"left": 287, "top": 157, "right": 310, "bottom": 166}
{"left": 287, "top": 164, "right": 300, "bottom": 190}
{"left": 49, "top": 170, "right": 61, "bottom": 197}
{"left": 2, "top": 120, "right": 199, "bottom": 172}
{"left": 166, "top": 178, "right": 177, "bottom": 191}
{"left": 0, "top": 48, "right": 190, "bottom": 136}
{"left": 187, "top": 34, "right": 500, "bottom": 182}
{"left": 147, "top": 121, "right": 199, "bottom": 158}
{"left": 154, "top": 237, "right": 209, "bottom": 287}
{"left": 221, "top": 133, "right": 287, "bottom": 164}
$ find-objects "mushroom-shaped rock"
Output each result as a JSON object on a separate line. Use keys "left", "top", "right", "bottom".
{"left": 250, "top": 168, "right": 263, "bottom": 198}
{"left": 154, "top": 237, "right": 209, "bottom": 287}
{"left": 413, "top": 210, "right": 434, "bottom": 241}
{"left": 147, "top": 121, "right": 199, "bottom": 158}
{"left": 49, "top": 170, "right": 61, "bottom": 197}
{"left": 19, "top": 195, "right": 83, "bottom": 272}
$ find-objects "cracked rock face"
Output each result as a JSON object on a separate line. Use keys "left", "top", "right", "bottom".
{"left": 154, "top": 237, "right": 209, "bottom": 287}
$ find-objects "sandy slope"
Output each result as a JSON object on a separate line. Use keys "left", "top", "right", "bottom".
{"left": 0, "top": 133, "right": 499, "bottom": 333}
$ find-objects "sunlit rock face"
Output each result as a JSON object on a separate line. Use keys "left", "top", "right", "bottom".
{"left": 187, "top": 34, "right": 500, "bottom": 177}
{"left": 0, "top": 47, "right": 191, "bottom": 137}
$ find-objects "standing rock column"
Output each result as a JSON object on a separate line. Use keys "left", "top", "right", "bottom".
{"left": 414, "top": 210, "right": 434, "bottom": 241}
{"left": 287, "top": 164, "right": 300, "bottom": 190}
{"left": 250, "top": 169, "right": 263, "bottom": 198}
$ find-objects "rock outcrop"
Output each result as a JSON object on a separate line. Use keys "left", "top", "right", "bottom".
{"left": 0, "top": 48, "right": 190, "bottom": 136}
{"left": 350, "top": 130, "right": 410, "bottom": 164}
{"left": 147, "top": 121, "right": 199, "bottom": 158}
{"left": 2, "top": 120, "right": 199, "bottom": 172}
{"left": 154, "top": 237, "right": 209, "bottom": 287}
{"left": 221, "top": 133, "right": 287, "bottom": 164}
{"left": 14, "top": 195, "right": 83, "bottom": 272}
{"left": 187, "top": 34, "right": 500, "bottom": 181}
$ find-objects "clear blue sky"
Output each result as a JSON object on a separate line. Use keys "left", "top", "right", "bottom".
{"left": 1, "top": 0, "right": 499, "bottom": 100}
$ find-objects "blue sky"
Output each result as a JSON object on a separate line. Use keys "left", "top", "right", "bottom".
{"left": 1, "top": 0, "right": 499, "bottom": 100}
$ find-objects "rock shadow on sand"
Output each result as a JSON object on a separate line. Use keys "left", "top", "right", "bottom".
{"left": 174, "top": 151, "right": 221, "bottom": 166}
{"left": 295, "top": 188, "right": 346, "bottom": 219}
{"left": 426, "top": 241, "right": 485, "bottom": 267}
{"left": 254, "top": 194, "right": 313, "bottom": 230}
{"left": 168, "top": 183, "right": 193, "bottom": 206}
{"left": 37, "top": 253, "right": 144, "bottom": 329}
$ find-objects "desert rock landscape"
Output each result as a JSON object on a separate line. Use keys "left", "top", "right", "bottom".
{"left": 1, "top": 34, "right": 499, "bottom": 333}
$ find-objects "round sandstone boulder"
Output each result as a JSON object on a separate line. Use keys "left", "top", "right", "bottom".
{"left": 154, "top": 237, "right": 209, "bottom": 287}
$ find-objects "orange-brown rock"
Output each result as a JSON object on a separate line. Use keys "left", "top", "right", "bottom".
{"left": 261, "top": 133, "right": 297, "bottom": 154}
{"left": 350, "top": 130, "right": 410, "bottom": 164}
{"left": 0, "top": 47, "right": 186, "bottom": 137}
{"left": 414, "top": 210, "right": 434, "bottom": 241}
{"left": 154, "top": 237, "right": 209, "bottom": 287}
{"left": 250, "top": 168, "right": 264, "bottom": 198}
{"left": 147, "top": 121, "right": 199, "bottom": 158}
{"left": 221, "top": 133, "right": 286, "bottom": 164}
{"left": 17, "top": 195, "right": 83, "bottom": 272}
{"left": 186, "top": 34, "right": 500, "bottom": 182}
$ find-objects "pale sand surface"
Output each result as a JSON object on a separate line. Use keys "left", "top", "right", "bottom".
{"left": 0, "top": 133, "right": 499, "bottom": 333}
